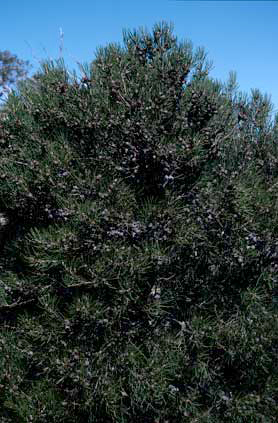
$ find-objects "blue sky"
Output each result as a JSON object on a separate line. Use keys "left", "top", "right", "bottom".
{"left": 1, "top": 0, "right": 278, "bottom": 113}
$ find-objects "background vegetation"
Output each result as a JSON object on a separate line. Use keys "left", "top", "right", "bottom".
{"left": 0, "top": 22, "right": 277, "bottom": 422}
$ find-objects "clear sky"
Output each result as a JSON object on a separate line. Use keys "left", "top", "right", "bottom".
{"left": 1, "top": 0, "right": 278, "bottom": 113}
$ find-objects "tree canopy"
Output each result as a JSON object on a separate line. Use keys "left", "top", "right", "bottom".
{"left": 0, "top": 50, "right": 29, "bottom": 98}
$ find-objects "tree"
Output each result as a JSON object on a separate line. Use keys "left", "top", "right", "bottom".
{"left": 0, "top": 22, "right": 277, "bottom": 422}
{"left": 0, "top": 50, "right": 29, "bottom": 97}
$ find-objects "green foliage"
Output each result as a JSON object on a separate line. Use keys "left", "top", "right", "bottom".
{"left": 0, "top": 22, "right": 277, "bottom": 422}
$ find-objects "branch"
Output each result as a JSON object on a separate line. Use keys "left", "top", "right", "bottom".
{"left": 0, "top": 298, "right": 36, "bottom": 313}
{"left": 0, "top": 278, "right": 98, "bottom": 318}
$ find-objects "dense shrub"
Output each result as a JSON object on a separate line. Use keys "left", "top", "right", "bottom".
{"left": 0, "top": 22, "right": 277, "bottom": 422}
